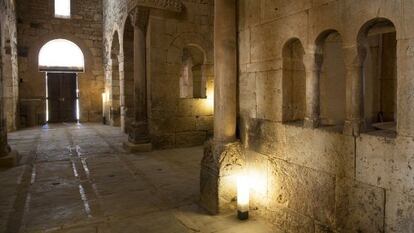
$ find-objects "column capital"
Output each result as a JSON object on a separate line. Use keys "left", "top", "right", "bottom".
{"left": 129, "top": 7, "right": 149, "bottom": 32}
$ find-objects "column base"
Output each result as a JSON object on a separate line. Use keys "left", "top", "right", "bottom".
{"left": 304, "top": 117, "right": 320, "bottom": 128}
{"left": 124, "top": 121, "right": 152, "bottom": 152}
{"left": 200, "top": 140, "right": 244, "bottom": 214}
{"left": 0, "top": 150, "right": 20, "bottom": 168}
{"left": 123, "top": 141, "right": 152, "bottom": 152}
{"left": 343, "top": 119, "right": 365, "bottom": 136}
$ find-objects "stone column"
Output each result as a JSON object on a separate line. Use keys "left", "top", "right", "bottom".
{"left": 397, "top": 39, "right": 414, "bottom": 137}
{"left": 200, "top": 0, "right": 243, "bottom": 215}
{"left": 213, "top": 0, "right": 237, "bottom": 143}
{"left": 0, "top": 64, "right": 18, "bottom": 167}
{"left": 123, "top": 8, "right": 152, "bottom": 152}
{"left": 118, "top": 54, "right": 126, "bottom": 133}
{"left": 304, "top": 50, "right": 320, "bottom": 128}
{"left": 343, "top": 45, "right": 364, "bottom": 136}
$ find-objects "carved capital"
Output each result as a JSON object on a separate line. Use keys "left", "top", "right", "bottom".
{"left": 129, "top": 7, "right": 150, "bottom": 32}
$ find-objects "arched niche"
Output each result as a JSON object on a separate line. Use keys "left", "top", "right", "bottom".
{"left": 358, "top": 18, "right": 397, "bottom": 133}
{"left": 315, "top": 30, "right": 346, "bottom": 128}
{"left": 282, "top": 38, "right": 306, "bottom": 123}
{"left": 180, "top": 45, "right": 207, "bottom": 99}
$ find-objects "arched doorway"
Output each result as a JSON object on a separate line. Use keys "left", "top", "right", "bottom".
{"left": 38, "top": 39, "right": 85, "bottom": 123}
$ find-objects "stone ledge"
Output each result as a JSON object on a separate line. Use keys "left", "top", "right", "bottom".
{"left": 123, "top": 141, "right": 152, "bottom": 153}
{"left": 0, "top": 150, "right": 20, "bottom": 168}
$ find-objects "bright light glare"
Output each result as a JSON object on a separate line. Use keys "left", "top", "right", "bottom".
{"left": 248, "top": 169, "right": 267, "bottom": 195}
{"left": 39, "top": 39, "right": 84, "bottom": 70}
{"left": 237, "top": 175, "right": 250, "bottom": 212}
{"left": 55, "top": 0, "right": 71, "bottom": 18}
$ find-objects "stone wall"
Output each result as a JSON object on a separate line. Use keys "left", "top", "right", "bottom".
{"left": 238, "top": 0, "right": 414, "bottom": 232}
{"left": 0, "top": 0, "right": 19, "bottom": 132}
{"left": 103, "top": 0, "right": 214, "bottom": 149}
{"left": 16, "top": 0, "right": 104, "bottom": 127}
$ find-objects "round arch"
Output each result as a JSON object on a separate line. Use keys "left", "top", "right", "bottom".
{"left": 38, "top": 39, "right": 85, "bottom": 72}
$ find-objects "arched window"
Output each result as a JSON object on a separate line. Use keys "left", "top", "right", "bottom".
{"left": 180, "top": 46, "right": 207, "bottom": 99}
{"left": 282, "top": 38, "right": 306, "bottom": 123}
{"left": 359, "top": 19, "right": 397, "bottom": 133}
{"left": 316, "top": 31, "right": 346, "bottom": 128}
{"left": 39, "top": 39, "right": 84, "bottom": 72}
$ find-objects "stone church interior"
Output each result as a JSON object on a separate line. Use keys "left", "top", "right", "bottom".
{"left": 0, "top": 0, "right": 413, "bottom": 232}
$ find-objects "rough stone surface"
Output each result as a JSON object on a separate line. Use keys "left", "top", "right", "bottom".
{"left": 0, "top": 123, "right": 273, "bottom": 233}
{"left": 238, "top": 1, "right": 414, "bottom": 232}
{"left": 103, "top": 0, "right": 214, "bottom": 149}
{"left": 0, "top": 0, "right": 19, "bottom": 132}
{"left": 200, "top": 140, "right": 244, "bottom": 214}
{"left": 16, "top": 0, "right": 105, "bottom": 126}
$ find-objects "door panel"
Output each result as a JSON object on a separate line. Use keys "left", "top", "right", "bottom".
{"left": 47, "top": 73, "right": 77, "bottom": 123}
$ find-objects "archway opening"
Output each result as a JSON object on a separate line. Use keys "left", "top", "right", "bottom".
{"left": 359, "top": 19, "right": 397, "bottom": 133}
{"left": 316, "top": 31, "right": 346, "bottom": 129}
{"left": 180, "top": 45, "right": 207, "bottom": 99}
{"left": 282, "top": 38, "right": 306, "bottom": 123}
{"left": 38, "top": 39, "right": 85, "bottom": 123}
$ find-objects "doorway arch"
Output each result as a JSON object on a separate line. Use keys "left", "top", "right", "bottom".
{"left": 38, "top": 39, "right": 84, "bottom": 123}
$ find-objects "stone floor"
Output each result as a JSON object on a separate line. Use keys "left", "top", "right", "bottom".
{"left": 0, "top": 123, "right": 272, "bottom": 233}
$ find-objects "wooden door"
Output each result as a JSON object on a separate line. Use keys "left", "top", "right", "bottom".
{"left": 47, "top": 73, "right": 77, "bottom": 123}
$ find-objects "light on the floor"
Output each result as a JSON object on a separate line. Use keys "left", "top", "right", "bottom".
{"left": 237, "top": 175, "right": 249, "bottom": 220}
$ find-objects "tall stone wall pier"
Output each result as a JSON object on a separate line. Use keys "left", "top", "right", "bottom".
{"left": 200, "top": 0, "right": 243, "bottom": 214}
{"left": 0, "top": 0, "right": 19, "bottom": 167}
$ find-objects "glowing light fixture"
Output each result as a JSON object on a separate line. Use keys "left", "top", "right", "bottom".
{"left": 102, "top": 92, "right": 109, "bottom": 123}
{"left": 237, "top": 175, "right": 250, "bottom": 220}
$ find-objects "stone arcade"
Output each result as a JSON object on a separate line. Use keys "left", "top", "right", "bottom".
{"left": 0, "top": 0, "right": 414, "bottom": 232}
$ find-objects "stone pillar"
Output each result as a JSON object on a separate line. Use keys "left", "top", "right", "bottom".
{"left": 213, "top": 0, "right": 237, "bottom": 143}
{"left": 343, "top": 45, "right": 364, "bottom": 136}
{"left": 118, "top": 54, "right": 126, "bottom": 133}
{"left": 0, "top": 66, "right": 18, "bottom": 167}
{"left": 123, "top": 8, "right": 152, "bottom": 152}
{"left": 200, "top": 0, "right": 243, "bottom": 215}
{"left": 397, "top": 39, "right": 414, "bottom": 137}
{"left": 304, "top": 50, "right": 320, "bottom": 128}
